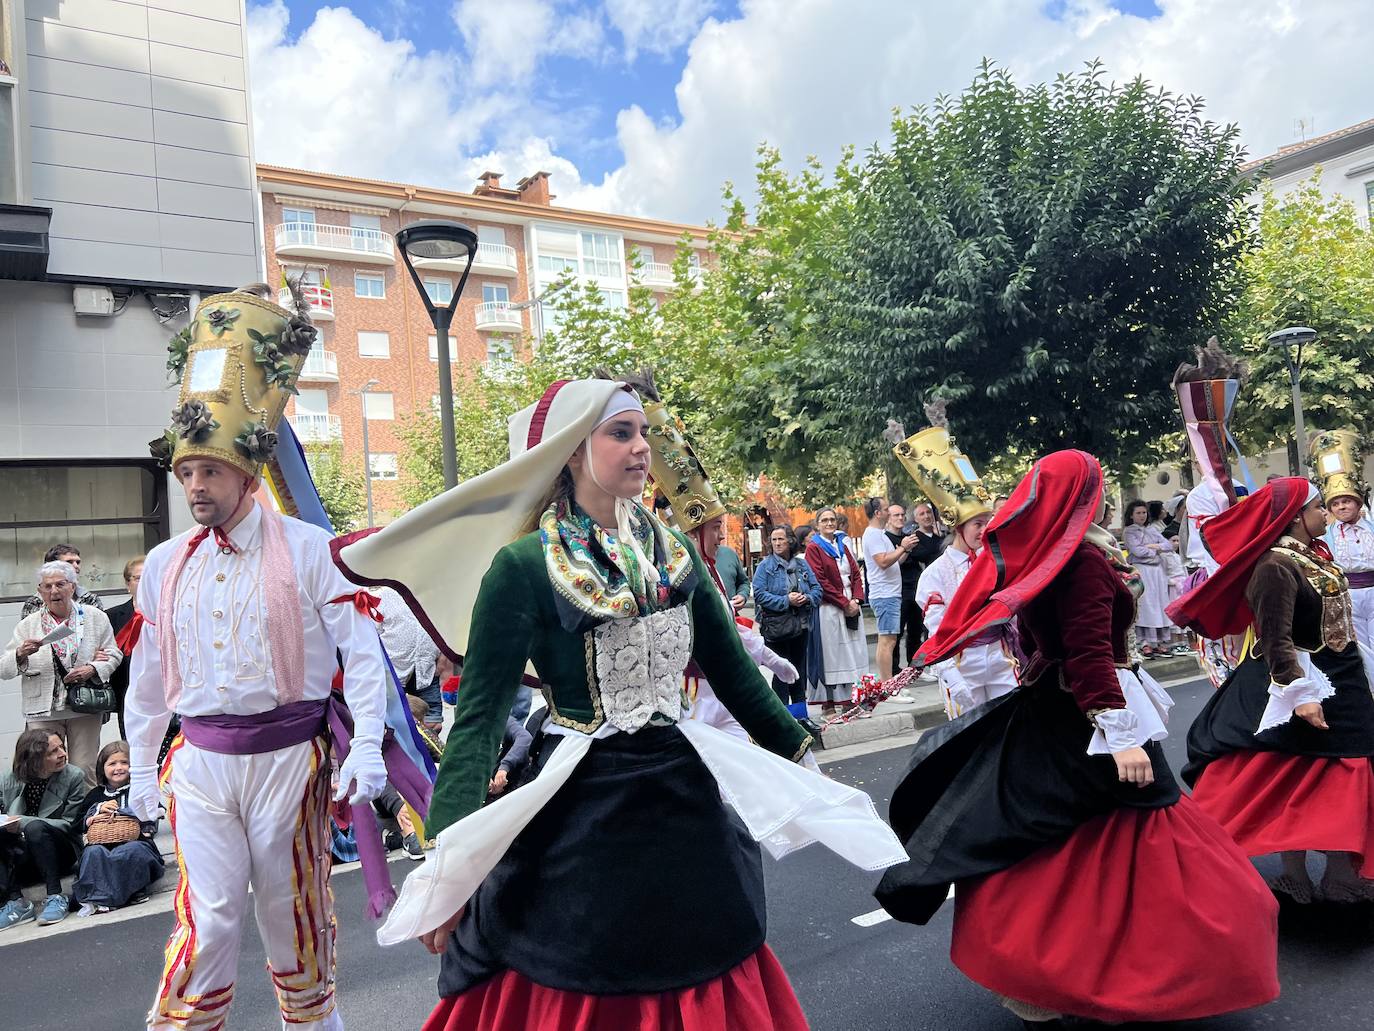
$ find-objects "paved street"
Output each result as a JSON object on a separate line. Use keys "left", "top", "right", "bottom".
{"left": 7, "top": 676, "right": 1374, "bottom": 1029}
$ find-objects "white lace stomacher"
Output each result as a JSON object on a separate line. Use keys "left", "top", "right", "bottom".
{"left": 592, "top": 606, "right": 694, "bottom": 732}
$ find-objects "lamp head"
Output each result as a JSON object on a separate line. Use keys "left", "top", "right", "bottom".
{"left": 395, "top": 220, "right": 478, "bottom": 263}
{"left": 1266, "top": 326, "right": 1318, "bottom": 349}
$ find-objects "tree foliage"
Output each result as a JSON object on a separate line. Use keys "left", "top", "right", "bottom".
{"left": 303, "top": 441, "right": 367, "bottom": 532}
{"left": 1229, "top": 176, "right": 1374, "bottom": 450}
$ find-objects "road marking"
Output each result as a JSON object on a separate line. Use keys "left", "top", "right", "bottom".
{"left": 852, "top": 909, "right": 892, "bottom": 927}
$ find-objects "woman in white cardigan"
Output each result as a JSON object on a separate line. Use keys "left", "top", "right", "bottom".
{"left": 0, "top": 561, "right": 120, "bottom": 787}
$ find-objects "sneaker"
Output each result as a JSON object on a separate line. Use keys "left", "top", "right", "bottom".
{"left": 77, "top": 903, "right": 97, "bottom": 918}
{"left": 402, "top": 833, "right": 425, "bottom": 861}
{"left": 382, "top": 830, "right": 403, "bottom": 853}
{"left": 37, "top": 894, "right": 68, "bottom": 925}
{"left": 0, "top": 898, "right": 35, "bottom": 930}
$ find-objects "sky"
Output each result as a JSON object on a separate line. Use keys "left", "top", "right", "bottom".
{"left": 247, "top": 1, "right": 1374, "bottom": 225}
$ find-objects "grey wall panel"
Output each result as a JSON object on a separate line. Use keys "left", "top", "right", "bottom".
{"left": 27, "top": 55, "right": 153, "bottom": 107}
{"left": 16, "top": 344, "right": 109, "bottom": 390}
{"left": 158, "top": 211, "right": 256, "bottom": 255}
{"left": 31, "top": 127, "right": 156, "bottom": 177}
{"left": 102, "top": 353, "right": 166, "bottom": 390}
{"left": 147, "top": 6, "right": 242, "bottom": 56}
{"left": 152, "top": 109, "right": 249, "bottom": 155}
{"left": 48, "top": 236, "right": 164, "bottom": 281}
{"left": 149, "top": 41, "right": 243, "bottom": 91}
{"left": 17, "top": 386, "right": 110, "bottom": 429}
{"left": 148, "top": 0, "right": 241, "bottom": 24}
{"left": 26, "top": 0, "right": 149, "bottom": 41}
{"left": 155, "top": 177, "right": 250, "bottom": 221}
{"left": 161, "top": 247, "right": 256, "bottom": 289}
{"left": 151, "top": 75, "right": 246, "bottom": 122}
{"left": 28, "top": 91, "right": 155, "bottom": 140}
{"left": 155, "top": 142, "right": 250, "bottom": 189}
{"left": 33, "top": 162, "right": 159, "bottom": 210}
{"left": 48, "top": 199, "right": 161, "bottom": 247}
{"left": 25, "top": 18, "right": 151, "bottom": 73}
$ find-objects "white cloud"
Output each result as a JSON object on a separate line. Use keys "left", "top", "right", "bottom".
{"left": 604, "top": 0, "right": 716, "bottom": 60}
{"left": 450, "top": 0, "right": 605, "bottom": 86}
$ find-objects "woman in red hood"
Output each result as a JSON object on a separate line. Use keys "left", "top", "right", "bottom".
{"left": 875, "top": 450, "right": 1278, "bottom": 1028}
{"left": 1173, "top": 478, "right": 1374, "bottom": 904}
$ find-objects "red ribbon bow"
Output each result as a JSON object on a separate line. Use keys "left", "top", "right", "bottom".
{"left": 328, "top": 590, "right": 384, "bottom": 623}
{"left": 114, "top": 611, "right": 146, "bottom": 655}
{"left": 188, "top": 524, "right": 237, "bottom": 556}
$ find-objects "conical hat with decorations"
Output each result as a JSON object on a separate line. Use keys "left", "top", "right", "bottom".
{"left": 644, "top": 399, "right": 727, "bottom": 532}
{"left": 1310, "top": 428, "right": 1367, "bottom": 504}
{"left": 893, "top": 424, "right": 993, "bottom": 528}
{"left": 151, "top": 288, "right": 318, "bottom": 477}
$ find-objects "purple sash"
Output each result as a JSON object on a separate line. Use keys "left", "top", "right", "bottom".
{"left": 180, "top": 696, "right": 433, "bottom": 919}
{"left": 1348, "top": 571, "right": 1374, "bottom": 590}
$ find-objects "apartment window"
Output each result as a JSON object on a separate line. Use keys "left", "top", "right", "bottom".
{"left": 603, "top": 289, "right": 627, "bottom": 310}
{"left": 1367, "top": 181, "right": 1374, "bottom": 222}
{"left": 368, "top": 453, "right": 398, "bottom": 480}
{"left": 482, "top": 283, "right": 510, "bottom": 306}
{"left": 478, "top": 225, "right": 507, "bottom": 246}
{"left": 633, "top": 245, "right": 655, "bottom": 266}
{"left": 357, "top": 331, "right": 390, "bottom": 358}
{"left": 581, "top": 232, "right": 621, "bottom": 278}
{"left": 362, "top": 392, "right": 394, "bottom": 420}
{"left": 0, "top": 461, "right": 169, "bottom": 602}
{"left": 355, "top": 272, "right": 385, "bottom": 299}
{"left": 423, "top": 278, "right": 453, "bottom": 304}
{"left": 427, "top": 335, "right": 457, "bottom": 362}
{"left": 283, "top": 207, "right": 315, "bottom": 229}
{"left": 536, "top": 226, "right": 580, "bottom": 277}
{"left": 487, "top": 336, "right": 514, "bottom": 365}
{"left": 295, "top": 388, "right": 329, "bottom": 416}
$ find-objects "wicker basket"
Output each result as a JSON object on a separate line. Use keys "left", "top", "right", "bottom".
{"left": 86, "top": 812, "right": 141, "bottom": 846}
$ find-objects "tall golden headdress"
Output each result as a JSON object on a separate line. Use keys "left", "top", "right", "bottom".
{"left": 645, "top": 401, "right": 727, "bottom": 532}
{"left": 151, "top": 287, "right": 318, "bottom": 477}
{"left": 889, "top": 401, "right": 993, "bottom": 528}
{"left": 1310, "top": 429, "right": 1367, "bottom": 505}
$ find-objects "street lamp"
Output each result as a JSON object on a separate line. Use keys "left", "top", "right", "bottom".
{"left": 1266, "top": 326, "right": 1318, "bottom": 475}
{"left": 352, "top": 378, "right": 381, "bottom": 526}
{"left": 395, "top": 220, "right": 478, "bottom": 490}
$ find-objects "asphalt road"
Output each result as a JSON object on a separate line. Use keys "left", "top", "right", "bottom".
{"left": 7, "top": 676, "right": 1374, "bottom": 1029}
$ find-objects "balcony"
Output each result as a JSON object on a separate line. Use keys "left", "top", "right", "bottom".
{"left": 278, "top": 284, "right": 334, "bottom": 321}
{"left": 416, "top": 240, "right": 518, "bottom": 277}
{"left": 637, "top": 262, "right": 705, "bottom": 292}
{"left": 274, "top": 223, "right": 395, "bottom": 265}
{"left": 475, "top": 301, "right": 523, "bottom": 332}
{"left": 297, "top": 349, "right": 339, "bottom": 383}
{"left": 291, "top": 412, "right": 342, "bottom": 443}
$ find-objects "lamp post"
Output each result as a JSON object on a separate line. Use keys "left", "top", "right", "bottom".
{"left": 395, "top": 220, "right": 478, "bottom": 490}
{"left": 1266, "top": 326, "right": 1318, "bottom": 476}
{"left": 353, "top": 378, "right": 381, "bottom": 526}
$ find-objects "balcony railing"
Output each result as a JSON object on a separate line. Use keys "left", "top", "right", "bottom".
{"left": 637, "top": 262, "right": 705, "bottom": 290}
{"left": 474, "top": 301, "right": 523, "bottom": 332}
{"left": 274, "top": 223, "right": 395, "bottom": 264}
{"left": 297, "top": 349, "right": 339, "bottom": 383}
{"left": 279, "top": 284, "right": 335, "bottom": 320}
{"left": 291, "top": 412, "right": 342, "bottom": 443}
{"left": 415, "top": 240, "right": 518, "bottom": 276}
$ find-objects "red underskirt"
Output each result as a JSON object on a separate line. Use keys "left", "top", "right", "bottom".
{"left": 421, "top": 946, "right": 809, "bottom": 1031}
{"left": 951, "top": 796, "right": 1278, "bottom": 1023}
{"left": 1193, "top": 750, "right": 1374, "bottom": 870}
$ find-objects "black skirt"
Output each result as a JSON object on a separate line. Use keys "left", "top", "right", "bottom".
{"left": 438, "top": 724, "right": 767, "bottom": 998}
{"left": 874, "top": 678, "right": 1179, "bottom": 926}
{"left": 1183, "top": 642, "right": 1374, "bottom": 786}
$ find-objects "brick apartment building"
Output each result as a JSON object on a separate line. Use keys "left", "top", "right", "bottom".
{"left": 257, "top": 165, "right": 711, "bottom": 519}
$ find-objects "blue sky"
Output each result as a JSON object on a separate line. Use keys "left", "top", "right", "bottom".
{"left": 246, "top": 1, "right": 1371, "bottom": 224}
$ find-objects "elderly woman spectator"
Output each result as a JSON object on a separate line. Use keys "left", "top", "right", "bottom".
{"left": 104, "top": 556, "right": 146, "bottom": 739}
{"left": 21, "top": 543, "right": 104, "bottom": 617}
{"left": 1123, "top": 499, "right": 1179, "bottom": 659}
{"left": 805, "top": 507, "right": 868, "bottom": 719}
{"left": 0, "top": 728, "right": 88, "bottom": 928}
{"left": 752, "top": 525, "right": 823, "bottom": 706}
{"left": 0, "top": 561, "right": 121, "bottom": 787}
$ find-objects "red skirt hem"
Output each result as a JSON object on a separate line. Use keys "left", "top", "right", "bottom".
{"left": 421, "top": 946, "right": 809, "bottom": 1031}
{"left": 951, "top": 797, "right": 1279, "bottom": 1023}
{"left": 1192, "top": 750, "right": 1374, "bottom": 870}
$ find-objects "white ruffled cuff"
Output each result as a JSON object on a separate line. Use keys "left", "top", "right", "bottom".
{"left": 1089, "top": 708, "right": 1145, "bottom": 753}
{"left": 1257, "top": 676, "right": 1333, "bottom": 734}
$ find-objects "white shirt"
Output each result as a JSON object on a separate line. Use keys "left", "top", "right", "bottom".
{"left": 377, "top": 586, "right": 440, "bottom": 687}
{"left": 861, "top": 526, "right": 903, "bottom": 599}
{"left": 124, "top": 502, "right": 388, "bottom": 769}
{"left": 1327, "top": 515, "right": 1374, "bottom": 574}
{"left": 1185, "top": 480, "right": 1243, "bottom": 574}
{"left": 916, "top": 547, "right": 1018, "bottom": 710}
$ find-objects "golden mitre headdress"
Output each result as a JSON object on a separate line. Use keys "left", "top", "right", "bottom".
{"left": 888, "top": 400, "right": 993, "bottom": 528}
{"left": 151, "top": 284, "right": 318, "bottom": 477}
{"left": 1310, "top": 429, "right": 1367, "bottom": 505}
{"left": 608, "top": 367, "right": 727, "bottom": 533}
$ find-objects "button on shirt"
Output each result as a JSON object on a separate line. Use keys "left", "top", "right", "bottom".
{"left": 123, "top": 502, "right": 388, "bottom": 769}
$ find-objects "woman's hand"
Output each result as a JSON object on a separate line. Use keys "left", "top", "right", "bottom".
{"left": 845, "top": 599, "right": 860, "bottom": 617}
{"left": 1295, "top": 702, "right": 1329, "bottom": 730}
{"left": 16, "top": 638, "right": 42, "bottom": 660}
{"left": 63, "top": 664, "right": 96, "bottom": 684}
{"left": 1111, "top": 747, "right": 1154, "bottom": 787}
{"left": 729, "top": 594, "right": 746, "bottom": 612}
{"left": 787, "top": 591, "right": 807, "bottom": 608}
{"left": 420, "top": 908, "right": 464, "bottom": 955}
{"left": 488, "top": 769, "right": 509, "bottom": 796}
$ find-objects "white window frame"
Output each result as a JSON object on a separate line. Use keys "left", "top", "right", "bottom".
{"left": 357, "top": 331, "right": 390, "bottom": 358}
{"left": 427, "top": 334, "right": 458, "bottom": 362}
{"left": 423, "top": 278, "right": 453, "bottom": 304}
{"left": 355, "top": 271, "right": 385, "bottom": 299}
{"left": 368, "top": 453, "right": 398, "bottom": 480}
{"left": 486, "top": 335, "right": 515, "bottom": 365}
{"left": 362, "top": 391, "right": 395, "bottom": 421}
{"left": 482, "top": 283, "right": 510, "bottom": 305}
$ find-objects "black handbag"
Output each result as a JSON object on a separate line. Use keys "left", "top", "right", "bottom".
{"left": 54, "top": 655, "right": 118, "bottom": 715}
{"left": 759, "top": 565, "right": 808, "bottom": 641}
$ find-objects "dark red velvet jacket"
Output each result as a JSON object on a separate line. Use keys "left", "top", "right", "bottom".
{"left": 1016, "top": 542, "right": 1130, "bottom": 715}
{"left": 805, "top": 537, "right": 865, "bottom": 610}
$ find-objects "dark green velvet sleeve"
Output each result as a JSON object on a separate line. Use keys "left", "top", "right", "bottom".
{"left": 427, "top": 543, "right": 537, "bottom": 836}
{"left": 681, "top": 535, "right": 812, "bottom": 761}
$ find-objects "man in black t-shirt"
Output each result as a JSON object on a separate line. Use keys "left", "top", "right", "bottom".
{"left": 890, "top": 502, "right": 945, "bottom": 665}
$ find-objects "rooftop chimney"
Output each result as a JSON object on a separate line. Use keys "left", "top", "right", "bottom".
{"left": 516, "top": 171, "right": 555, "bottom": 206}
{"left": 474, "top": 171, "right": 520, "bottom": 199}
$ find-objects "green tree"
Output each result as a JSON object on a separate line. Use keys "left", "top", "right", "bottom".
{"left": 303, "top": 441, "right": 367, "bottom": 532}
{"left": 1229, "top": 176, "right": 1374, "bottom": 450}
{"left": 819, "top": 61, "right": 1255, "bottom": 474}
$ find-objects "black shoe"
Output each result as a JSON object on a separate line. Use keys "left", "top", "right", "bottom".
{"left": 383, "top": 830, "right": 403, "bottom": 852}
{"left": 799, "top": 717, "right": 824, "bottom": 738}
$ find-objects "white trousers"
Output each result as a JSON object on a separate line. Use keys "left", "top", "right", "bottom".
{"left": 148, "top": 737, "right": 341, "bottom": 1031}
{"left": 1351, "top": 586, "right": 1374, "bottom": 688}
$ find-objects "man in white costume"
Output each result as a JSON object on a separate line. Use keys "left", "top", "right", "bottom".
{"left": 126, "top": 289, "right": 389, "bottom": 1031}
{"left": 892, "top": 408, "right": 1017, "bottom": 719}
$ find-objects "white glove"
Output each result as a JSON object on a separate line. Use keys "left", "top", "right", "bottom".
{"left": 763, "top": 653, "right": 799, "bottom": 684}
{"left": 942, "top": 670, "right": 976, "bottom": 714}
{"left": 128, "top": 764, "right": 162, "bottom": 822}
{"left": 333, "top": 741, "right": 387, "bottom": 807}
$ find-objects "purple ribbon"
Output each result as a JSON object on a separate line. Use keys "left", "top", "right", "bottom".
{"left": 1347, "top": 571, "right": 1374, "bottom": 590}
{"left": 182, "top": 696, "right": 434, "bottom": 921}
